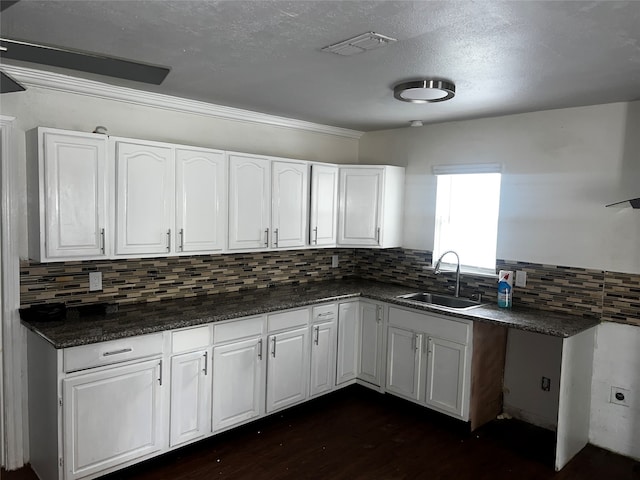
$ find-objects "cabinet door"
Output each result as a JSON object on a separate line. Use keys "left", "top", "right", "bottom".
{"left": 425, "top": 337, "right": 466, "bottom": 417}
{"left": 62, "top": 358, "right": 164, "bottom": 480}
{"left": 309, "top": 320, "right": 337, "bottom": 397}
{"left": 358, "top": 302, "right": 384, "bottom": 387}
{"left": 212, "top": 337, "right": 263, "bottom": 431}
{"left": 41, "top": 130, "right": 108, "bottom": 260}
{"left": 338, "top": 167, "right": 383, "bottom": 246}
{"left": 386, "top": 327, "right": 422, "bottom": 401}
{"left": 228, "top": 154, "right": 271, "bottom": 250}
{"left": 336, "top": 302, "right": 359, "bottom": 385}
{"left": 169, "top": 350, "right": 212, "bottom": 447}
{"left": 309, "top": 164, "right": 338, "bottom": 247}
{"left": 271, "top": 161, "right": 308, "bottom": 248}
{"left": 175, "top": 148, "right": 227, "bottom": 253}
{"left": 115, "top": 141, "right": 174, "bottom": 255}
{"left": 266, "top": 327, "right": 309, "bottom": 413}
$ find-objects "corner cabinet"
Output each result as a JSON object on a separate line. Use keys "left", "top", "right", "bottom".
{"left": 337, "top": 166, "right": 404, "bottom": 248}
{"left": 27, "top": 128, "right": 110, "bottom": 262}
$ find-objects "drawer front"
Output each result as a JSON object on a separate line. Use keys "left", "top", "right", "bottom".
{"left": 172, "top": 325, "right": 212, "bottom": 354}
{"left": 64, "top": 333, "right": 164, "bottom": 372}
{"left": 267, "top": 308, "right": 310, "bottom": 332}
{"left": 389, "top": 307, "right": 470, "bottom": 344}
{"left": 213, "top": 315, "right": 264, "bottom": 344}
{"left": 312, "top": 303, "right": 337, "bottom": 323}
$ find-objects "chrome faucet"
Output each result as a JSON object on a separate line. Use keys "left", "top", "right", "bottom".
{"left": 433, "top": 250, "right": 461, "bottom": 297}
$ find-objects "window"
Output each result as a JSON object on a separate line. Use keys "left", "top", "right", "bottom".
{"left": 433, "top": 165, "right": 502, "bottom": 275}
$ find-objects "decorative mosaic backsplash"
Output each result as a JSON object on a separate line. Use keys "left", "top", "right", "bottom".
{"left": 20, "top": 249, "right": 357, "bottom": 307}
{"left": 19, "top": 247, "right": 640, "bottom": 326}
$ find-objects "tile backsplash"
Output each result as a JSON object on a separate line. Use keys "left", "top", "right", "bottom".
{"left": 20, "top": 247, "right": 640, "bottom": 326}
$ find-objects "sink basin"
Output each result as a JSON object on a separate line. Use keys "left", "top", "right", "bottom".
{"left": 397, "top": 292, "right": 486, "bottom": 310}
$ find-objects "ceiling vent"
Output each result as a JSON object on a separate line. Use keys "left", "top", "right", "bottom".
{"left": 321, "top": 32, "right": 397, "bottom": 56}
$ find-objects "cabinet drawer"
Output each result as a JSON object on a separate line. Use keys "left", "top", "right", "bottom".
{"left": 312, "top": 304, "right": 337, "bottom": 323}
{"left": 213, "top": 316, "right": 264, "bottom": 344}
{"left": 267, "top": 308, "right": 310, "bottom": 332}
{"left": 389, "top": 307, "right": 470, "bottom": 344}
{"left": 172, "top": 325, "right": 212, "bottom": 354}
{"left": 63, "top": 333, "right": 164, "bottom": 373}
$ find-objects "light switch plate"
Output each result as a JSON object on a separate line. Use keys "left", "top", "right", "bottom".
{"left": 89, "top": 271, "right": 102, "bottom": 291}
{"left": 515, "top": 270, "right": 527, "bottom": 288}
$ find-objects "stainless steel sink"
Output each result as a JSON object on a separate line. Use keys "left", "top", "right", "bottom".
{"left": 397, "top": 292, "right": 486, "bottom": 310}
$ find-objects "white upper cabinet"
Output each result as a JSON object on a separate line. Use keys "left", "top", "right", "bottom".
{"left": 309, "top": 164, "right": 339, "bottom": 247}
{"left": 115, "top": 139, "right": 175, "bottom": 256}
{"left": 115, "top": 139, "right": 228, "bottom": 257}
{"left": 271, "top": 160, "right": 308, "bottom": 249}
{"left": 29, "top": 128, "right": 109, "bottom": 262}
{"left": 176, "top": 147, "right": 227, "bottom": 253}
{"left": 228, "top": 153, "right": 271, "bottom": 250}
{"left": 337, "top": 166, "right": 404, "bottom": 248}
{"left": 228, "top": 154, "right": 308, "bottom": 251}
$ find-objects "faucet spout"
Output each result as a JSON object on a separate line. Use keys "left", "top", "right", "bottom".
{"left": 433, "top": 250, "right": 461, "bottom": 297}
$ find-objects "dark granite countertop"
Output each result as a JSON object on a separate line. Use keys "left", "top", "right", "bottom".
{"left": 21, "top": 279, "right": 600, "bottom": 349}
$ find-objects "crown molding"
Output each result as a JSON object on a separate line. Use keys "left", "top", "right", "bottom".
{"left": 0, "top": 65, "right": 363, "bottom": 139}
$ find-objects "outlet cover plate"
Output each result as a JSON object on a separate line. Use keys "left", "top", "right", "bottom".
{"left": 89, "top": 271, "right": 102, "bottom": 291}
{"left": 331, "top": 255, "right": 339, "bottom": 268}
{"left": 610, "top": 386, "right": 630, "bottom": 406}
{"left": 515, "top": 270, "right": 527, "bottom": 288}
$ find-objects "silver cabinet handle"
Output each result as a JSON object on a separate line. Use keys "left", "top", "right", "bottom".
{"left": 271, "top": 336, "right": 277, "bottom": 357}
{"left": 273, "top": 228, "right": 279, "bottom": 248}
{"left": 158, "top": 359, "right": 163, "bottom": 385}
{"left": 376, "top": 305, "right": 383, "bottom": 323}
{"left": 316, "top": 312, "right": 334, "bottom": 318}
{"left": 313, "top": 227, "right": 318, "bottom": 245}
{"left": 203, "top": 351, "right": 208, "bottom": 375}
{"left": 100, "top": 228, "right": 105, "bottom": 253}
{"left": 102, "top": 347, "right": 132, "bottom": 357}
{"left": 264, "top": 228, "right": 269, "bottom": 247}
{"left": 376, "top": 227, "right": 381, "bottom": 244}
{"left": 257, "top": 339, "right": 263, "bottom": 360}
{"left": 179, "top": 228, "right": 184, "bottom": 252}
{"left": 166, "top": 229, "right": 171, "bottom": 252}
{"left": 314, "top": 326, "right": 320, "bottom": 345}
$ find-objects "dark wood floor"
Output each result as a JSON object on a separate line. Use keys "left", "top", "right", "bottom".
{"left": 5, "top": 386, "right": 640, "bottom": 479}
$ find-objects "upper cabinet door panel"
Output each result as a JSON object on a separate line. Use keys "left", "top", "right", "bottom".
{"left": 115, "top": 141, "right": 174, "bottom": 255}
{"left": 338, "top": 168, "right": 383, "bottom": 246}
{"left": 176, "top": 148, "right": 227, "bottom": 253}
{"left": 271, "top": 161, "right": 308, "bottom": 249}
{"left": 42, "top": 131, "right": 108, "bottom": 259}
{"left": 309, "top": 164, "right": 338, "bottom": 247}
{"left": 228, "top": 154, "right": 271, "bottom": 250}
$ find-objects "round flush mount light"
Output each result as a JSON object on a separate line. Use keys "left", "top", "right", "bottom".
{"left": 393, "top": 79, "right": 456, "bottom": 103}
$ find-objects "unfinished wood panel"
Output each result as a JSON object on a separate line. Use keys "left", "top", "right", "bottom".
{"left": 469, "top": 322, "right": 508, "bottom": 431}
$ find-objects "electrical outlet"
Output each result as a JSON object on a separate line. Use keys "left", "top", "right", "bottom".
{"left": 610, "top": 386, "right": 630, "bottom": 407}
{"left": 541, "top": 376, "right": 551, "bottom": 391}
{"left": 89, "top": 271, "right": 102, "bottom": 292}
{"left": 515, "top": 270, "right": 527, "bottom": 288}
{"left": 331, "top": 255, "right": 339, "bottom": 268}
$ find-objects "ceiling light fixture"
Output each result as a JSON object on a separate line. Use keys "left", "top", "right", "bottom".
{"left": 393, "top": 79, "right": 456, "bottom": 103}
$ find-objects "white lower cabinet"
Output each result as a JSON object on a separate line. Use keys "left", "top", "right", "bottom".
{"left": 62, "top": 357, "right": 165, "bottom": 480}
{"left": 212, "top": 335, "right": 264, "bottom": 432}
{"left": 386, "top": 307, "right": 471, "bottom": 420}
{"left": 358, "top": 301, "right": 385, "bottom": 387}
{"left": 266, "top": 326, "right": 309, "bottom": 413}
{"left": 309, "top": 304, "right": 338, "bottom": 397}
{"left": 169, "top": 349, "right": 212, "bottom": 447}
{"left": 336, "top": 301, "right": 359, "bottom": 385}
{"left": 386, "top": 326, "right": 423, "bottom": 401}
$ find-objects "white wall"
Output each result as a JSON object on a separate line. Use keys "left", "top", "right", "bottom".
{"left": 590, "top": 323, "right": 640, "bottom": 460}
{"left": 1, "top": 86, "right": 360, "bottom": 260}
{"left": 360, "top": 101, "right": 640, "bottom": 274}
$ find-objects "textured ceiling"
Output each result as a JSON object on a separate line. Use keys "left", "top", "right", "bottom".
{"left": 2, "top": 0, "right": 640, "bottom": 131}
